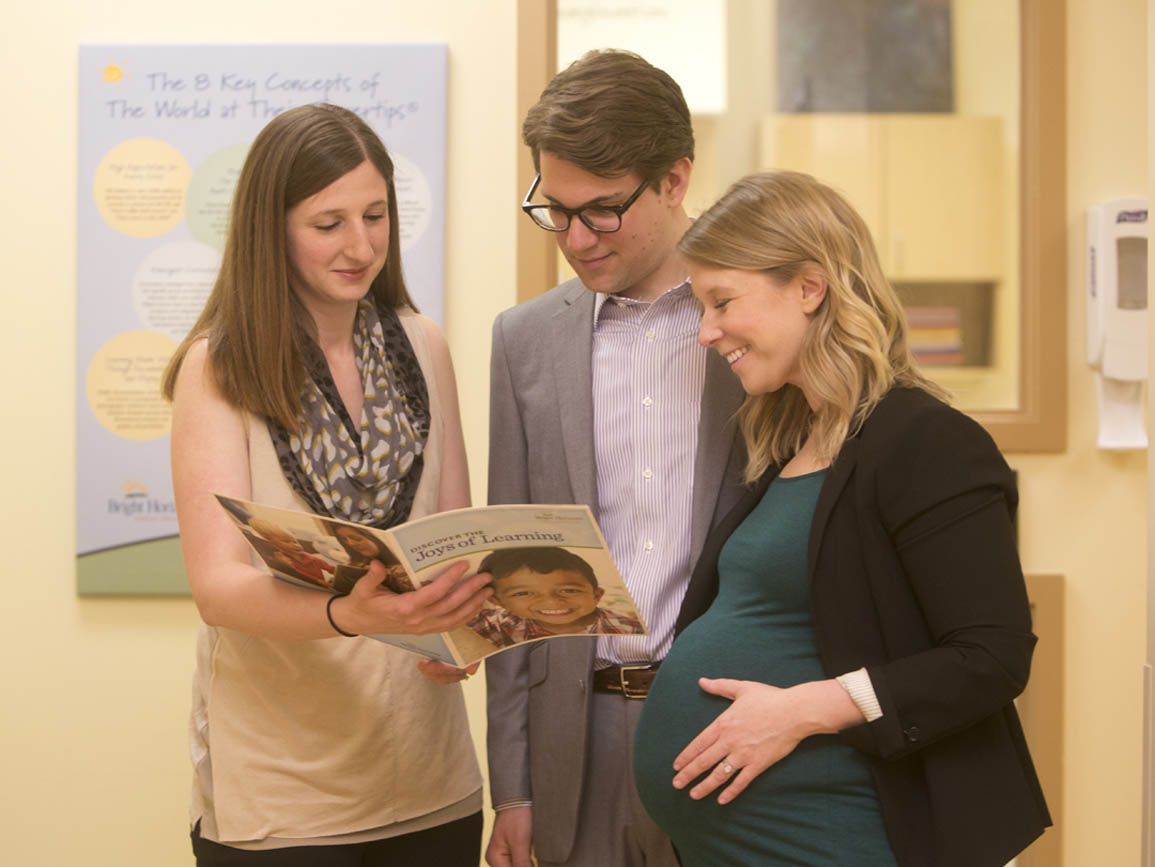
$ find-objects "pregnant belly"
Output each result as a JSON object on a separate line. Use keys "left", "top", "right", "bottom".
{"left": 634, "top": 614, "right": 871, "bottom": 806}
{"left": 632, "top": 614, "right": 893, "bottom": 867}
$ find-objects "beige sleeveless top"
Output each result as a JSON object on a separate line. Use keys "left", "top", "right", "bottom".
{"left": 189, "top": 309, "right": 482, "bottom": 845}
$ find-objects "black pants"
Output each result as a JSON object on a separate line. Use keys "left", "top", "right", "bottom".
{"left": 191, "top": 812, "right": 482, "bottom": 867}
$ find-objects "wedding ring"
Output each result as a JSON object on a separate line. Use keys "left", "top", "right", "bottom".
{"left": 721, "top": 762, "right": 734, "bottom": 775}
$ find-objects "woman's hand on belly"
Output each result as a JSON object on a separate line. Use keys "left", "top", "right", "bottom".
{"left": 671, "top": 677, "right": 865, "bottom": 805}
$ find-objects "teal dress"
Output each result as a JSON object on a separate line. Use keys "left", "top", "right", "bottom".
{"left": 634, "top": 472, "right": 897, "bottom": 866}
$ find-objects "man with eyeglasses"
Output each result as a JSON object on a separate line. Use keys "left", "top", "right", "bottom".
{"left": 484, "top": 49, "right": 745, "bottom": 867}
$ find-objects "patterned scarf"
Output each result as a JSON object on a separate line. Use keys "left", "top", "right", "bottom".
{"left": 268, "top": 298, "right": 429, "bottom": 529}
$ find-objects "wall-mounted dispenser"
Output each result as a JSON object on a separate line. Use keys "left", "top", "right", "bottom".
{"left": 1087, "top": 197, "right": 1148, "bottom": 449}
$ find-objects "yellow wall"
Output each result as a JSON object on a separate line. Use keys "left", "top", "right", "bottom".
{"left": 1010, "top": 0, "right": 1147, "bottom": 863}
{"left": 0, "top": 1, "right": 1149, "bottom": 865}
{"left": 0, "top": 3, "right": 518, "bottom": 864}
{"left": 1149, "top": 1, "right": 1155, "bottom": 861}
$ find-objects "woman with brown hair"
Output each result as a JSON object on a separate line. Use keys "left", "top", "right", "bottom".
{"left": 633, "top": 171, "right": 1050, "bottom": 866}
{"left": 165, "top": 103, "right": 491, "bottom": 865}
{"left": 325, "top": 521, "right": 415, "bottom": 595}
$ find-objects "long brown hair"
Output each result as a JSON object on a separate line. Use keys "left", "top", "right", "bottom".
{"left": 162, "top": 103, "right": 415, "bottom": 428}
{"left": 680, "top": 171, "right": 947, "bottom": 480}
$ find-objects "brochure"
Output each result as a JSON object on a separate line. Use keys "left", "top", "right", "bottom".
{"left": 215, "top": 495, "right": 647, "bottom": 665}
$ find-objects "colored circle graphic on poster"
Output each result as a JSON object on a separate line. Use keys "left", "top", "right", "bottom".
{"left": 86, "top": 330, "right": 178, "bottom": 441}
{"left": 93, "top": 138, "right": 191, "bottom": 238}
{"left": 187, "top": 143, "right": 248, "bottom": 250}
{"left": 132, "top": 240, "right": 221, "bottom": 340}
{"left": 392, "top": 152, "right": 431, "bottom": 252}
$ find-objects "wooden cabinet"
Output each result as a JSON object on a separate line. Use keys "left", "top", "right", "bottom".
{"left": 760, "top": 114, "right": 1005, "bottom": 282}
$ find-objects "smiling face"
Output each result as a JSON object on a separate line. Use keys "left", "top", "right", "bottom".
{"left": 537, "top": 152, "right": 691, "bottom": 302}
{"left": 492, "top": 567, "right": 605, "bottom": 633}
{"left": 692, "top": 262, "right": 826, "bottom": 406}
{"left": 336, "top": 525, "right": 380, "bottom": 560}
{"left": 285, "top": 159, "right": 390, "bottom": 316}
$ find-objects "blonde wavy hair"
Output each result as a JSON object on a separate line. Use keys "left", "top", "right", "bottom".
{"left": 680, "top": 171, "right": 947, "bottom": 481}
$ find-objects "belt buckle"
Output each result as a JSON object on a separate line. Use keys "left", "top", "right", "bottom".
{"left": 617, "top": 664, "right": 651, "bottom": 700}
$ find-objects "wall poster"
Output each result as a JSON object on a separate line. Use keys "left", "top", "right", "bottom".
{"left": 77, "top": 44, "right": 448, "bottom": 595}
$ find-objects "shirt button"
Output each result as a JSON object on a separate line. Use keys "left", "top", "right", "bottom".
{"left": 644, "top": 539, "right": 654, "bottom": 551}
{"left": 645, "top": 329, "right": 656, "bottom": 341}
{"left": 642, "top": 396, "right": 653, "bottom": 407}
{"left": 643, "top": 468, "right": 653, "bottom": 480}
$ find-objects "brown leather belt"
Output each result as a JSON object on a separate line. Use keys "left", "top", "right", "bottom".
{"left": 592, "top": 663, "right": 661, "bottom": 699}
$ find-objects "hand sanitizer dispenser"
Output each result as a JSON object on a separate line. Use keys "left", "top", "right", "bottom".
{"left": 1087, "top": 196, "right": 1148, "bottom": 449}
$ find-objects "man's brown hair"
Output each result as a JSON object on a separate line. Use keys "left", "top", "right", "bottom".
{"left": 523, "top": 49, "right": 694, "bottom": 185}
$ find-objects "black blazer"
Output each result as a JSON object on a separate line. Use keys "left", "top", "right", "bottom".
{"left": 675, "top": 387, "right": 1051, "bottom": 867}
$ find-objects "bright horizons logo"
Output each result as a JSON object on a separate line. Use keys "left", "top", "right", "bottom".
{"left": 123, "top": 480, "right": 147, "bottom": 498}
{"left": 108, "top": 481, "right": 176, "bottom": 518}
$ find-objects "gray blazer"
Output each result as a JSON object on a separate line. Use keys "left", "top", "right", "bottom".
{"left": 484, "top": 278, "right": 746, "bottom": 863}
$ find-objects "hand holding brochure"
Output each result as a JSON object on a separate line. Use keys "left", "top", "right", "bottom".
{"left": 215, "top": 495, "right": 647, "bottom": 665}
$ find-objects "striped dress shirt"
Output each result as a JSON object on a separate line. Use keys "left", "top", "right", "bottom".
{"left": 591, "top": 281, "right": 707, "bottom": 667}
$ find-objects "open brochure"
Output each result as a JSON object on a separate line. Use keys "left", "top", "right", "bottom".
{"left": 215, "top": 495, "right": 648, "bottom": 665}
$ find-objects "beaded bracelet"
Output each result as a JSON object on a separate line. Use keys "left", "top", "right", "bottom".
{"left": 326, "top": 593, "right": 358, "bottom": 638}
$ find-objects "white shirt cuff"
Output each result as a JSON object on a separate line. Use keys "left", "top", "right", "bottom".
{"left": 836, "top": 668, "right": 884, "bottom": 722}
{"left": 494, "top": 800, "right": 532, "bottom": 811}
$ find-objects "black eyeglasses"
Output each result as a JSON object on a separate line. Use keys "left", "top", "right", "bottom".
{"left": 521, "top": 174, "right": 650, "bottom": 233}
